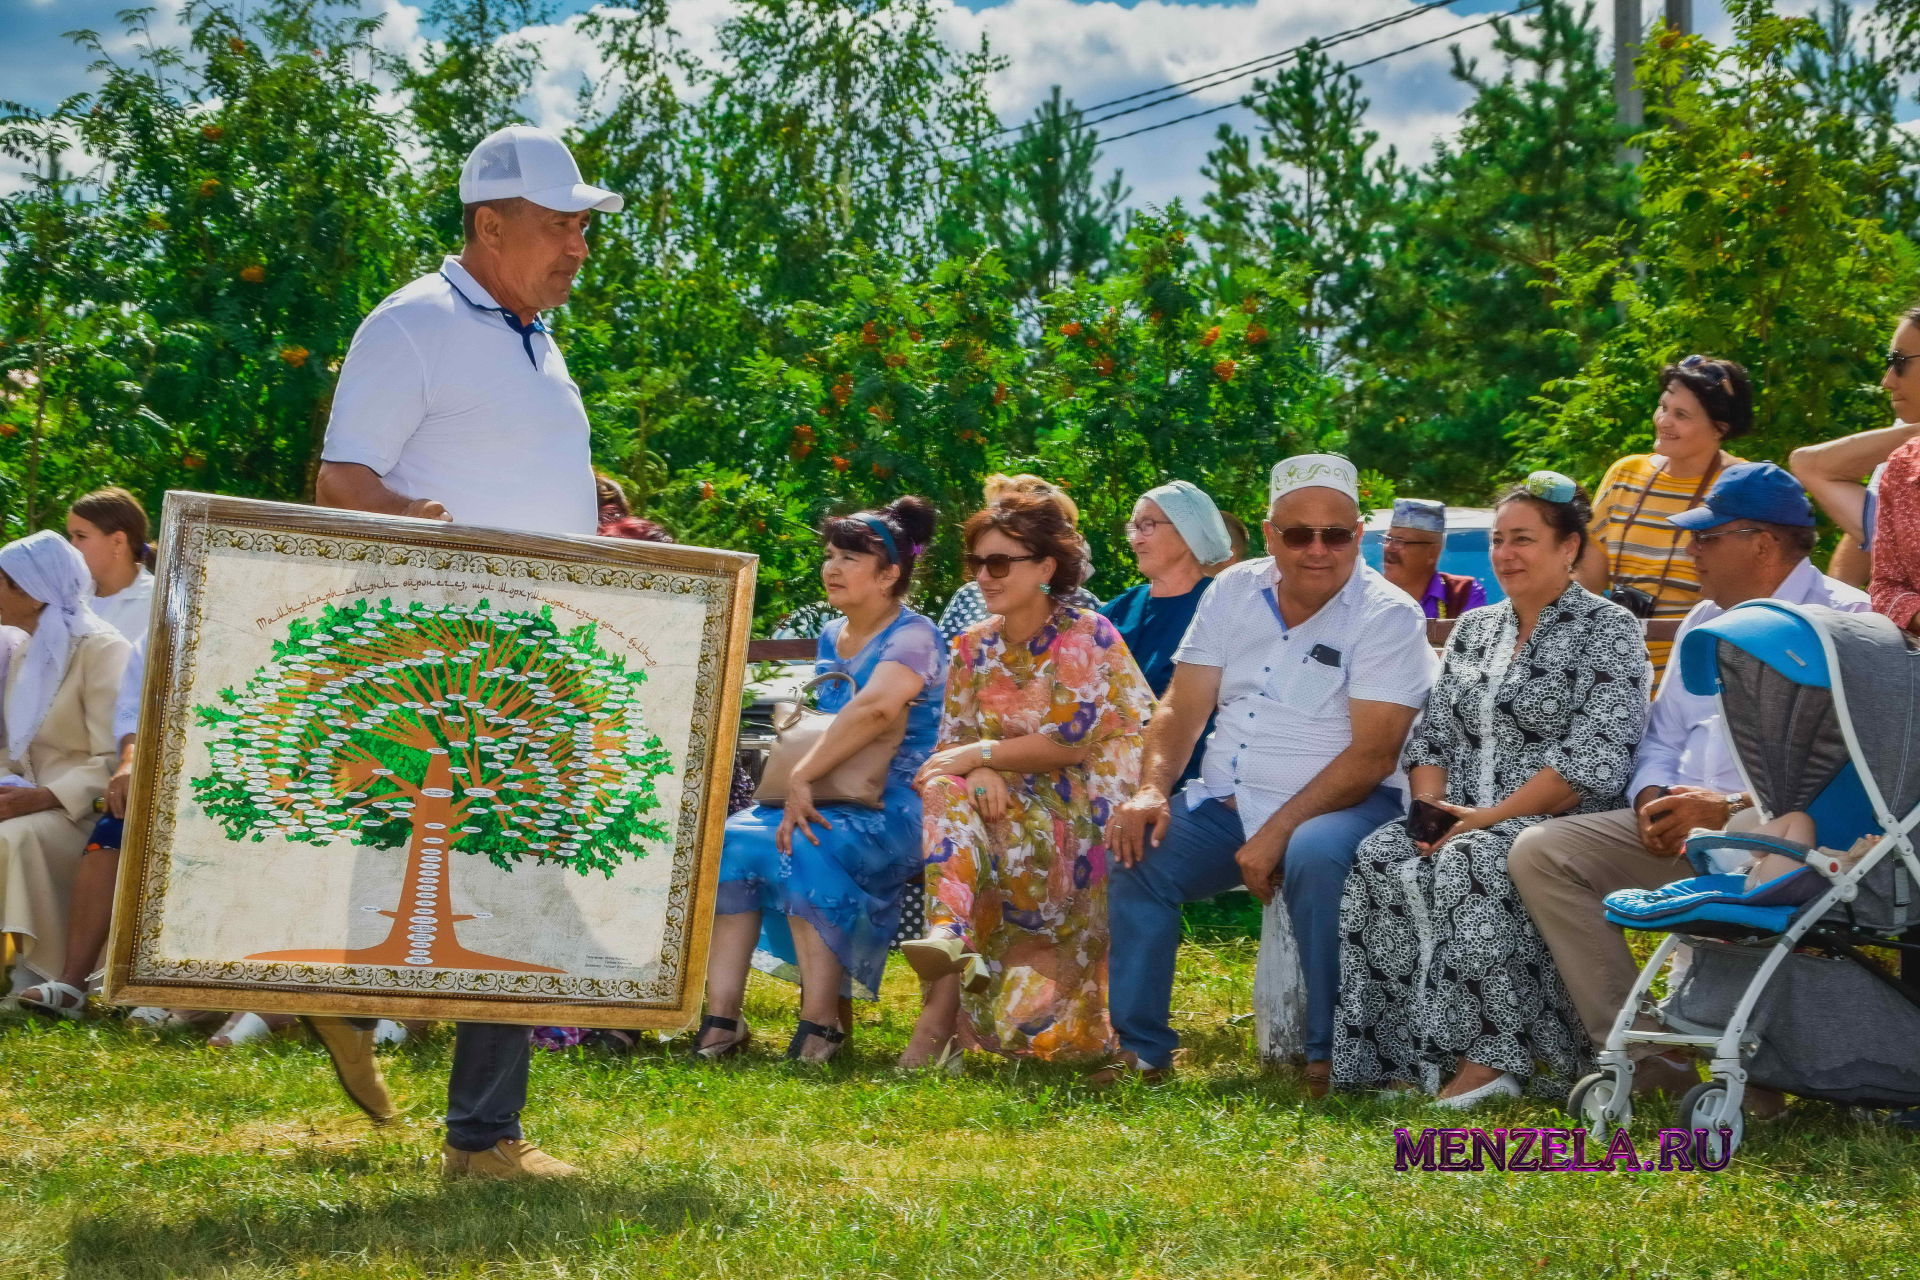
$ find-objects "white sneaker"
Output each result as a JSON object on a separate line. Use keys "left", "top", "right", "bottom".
{"left": 372, "top": 1019, "right": 408, "bottom": 1047}
{"left": 1432, "top": 1072, "right": 1521, "bottom": 1109}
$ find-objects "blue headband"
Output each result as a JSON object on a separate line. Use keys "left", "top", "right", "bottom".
{"left": 854, "top": 513, "right": 900, "bottom": 564}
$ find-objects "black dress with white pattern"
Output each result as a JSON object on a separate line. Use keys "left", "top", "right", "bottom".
{"left": 1332, "top": 583, "right": 1650, "bottom": 1096}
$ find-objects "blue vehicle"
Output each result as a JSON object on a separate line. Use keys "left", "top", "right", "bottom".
{"left": 1361, "top": 506, "right": 1504, "bottom": 605}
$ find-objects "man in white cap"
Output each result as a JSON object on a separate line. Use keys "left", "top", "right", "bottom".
{"left": 307, "top": 125, "right": 624, "bottom": 1180}
{"left": 1100, "top": 454, "right": 1437, "bottom": 1094}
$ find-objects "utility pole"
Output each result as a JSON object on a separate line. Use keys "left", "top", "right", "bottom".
{"left": 1614, "top": 0, "right": 1643, "bottom": 164}
{"left": 1664, "top": 0, "right": 1692, "bottom": 36}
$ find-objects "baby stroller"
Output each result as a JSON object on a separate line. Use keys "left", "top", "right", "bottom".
{"left": 1569, "top": 602, "right": 1920, "bottom": 1160}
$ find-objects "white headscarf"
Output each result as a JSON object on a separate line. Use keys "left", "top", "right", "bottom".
{"left": 0, "top": 530, "right": 117, "bottom": 763}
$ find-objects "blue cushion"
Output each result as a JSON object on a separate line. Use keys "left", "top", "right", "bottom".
{"left": 1604, "top": 873, "right": 1799, "bottom": 935}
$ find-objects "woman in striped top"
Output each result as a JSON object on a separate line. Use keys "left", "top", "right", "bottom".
{"left": 1576, "top": 355, "right": 1752, "bottom": 671}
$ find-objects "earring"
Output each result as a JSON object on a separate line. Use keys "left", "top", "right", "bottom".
{"left": 1040, "top": 583, "right": 1052, "bottom": 596}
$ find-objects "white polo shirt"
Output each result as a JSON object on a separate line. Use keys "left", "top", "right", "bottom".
{"left": 1174, "top": 557, "right": 1437, "bottom": 837}
{"left": 321, "top": 256, "right": 597, "bottom": 536}
{"left": 1629, "top": 557, "right": 1870, "bottom": 798}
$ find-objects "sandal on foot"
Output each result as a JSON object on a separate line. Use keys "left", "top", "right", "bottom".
{"left": 18, "top": 981, "right": 88, "bottom": 1020}
{"left": 899, "top": 935, "right": 991, "bottom": 994}
{"left": 784, "top": 1018, "right": 846, "bottom": 1063}
{"left": 688, "top": 1014, "right": 751, "bottom": 1061}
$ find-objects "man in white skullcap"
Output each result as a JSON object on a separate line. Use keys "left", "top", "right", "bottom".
{"left": 1101, "top": 454, "right": 1437, "bottom": 1094}
{"left": 310, "top": 125, "right": 625, "bottom": 1180}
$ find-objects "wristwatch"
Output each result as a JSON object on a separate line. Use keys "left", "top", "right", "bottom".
{"left": 1724, "top": 792, "right": 1754, "bottom": 816}
{"left": 980, "top": 740, "right": 996, "bottom": 765}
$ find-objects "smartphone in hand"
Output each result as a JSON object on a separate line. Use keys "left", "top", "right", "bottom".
{"left": 1407, "top": 798, "right": 1459, "bottom": 845}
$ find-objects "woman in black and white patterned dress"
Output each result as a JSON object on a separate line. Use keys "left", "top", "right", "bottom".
{"left": 1333, "top": 474, "right": 1650, "bottom": 1106}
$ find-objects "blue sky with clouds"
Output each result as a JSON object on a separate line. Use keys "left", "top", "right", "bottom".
{"left": 1, "top": 0, "right": 1904, "bottom": 208}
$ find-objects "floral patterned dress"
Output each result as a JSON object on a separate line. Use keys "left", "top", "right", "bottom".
{"left": 922, "top": 606, "right": 1155, "bottom": 1060}
{"left": 1333, "top": 584, "right": 1650, "bottom": 1096}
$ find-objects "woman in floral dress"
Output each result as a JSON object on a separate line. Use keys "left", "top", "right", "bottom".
{"left": 903, "top": 493, "right": 1155, "bottom": 1066}
{"left": 1334, "top": 474, "right": 1651, "bottom": 1105}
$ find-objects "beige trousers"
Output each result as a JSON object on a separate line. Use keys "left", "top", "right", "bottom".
{"left": 1509, "top": 807, "right": 1754, "bottom": 1050}
{"left": 0, "top": 808, "right": 94, "bottom": 982}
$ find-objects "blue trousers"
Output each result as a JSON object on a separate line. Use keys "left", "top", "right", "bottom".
{"left": 1108, "top": 786, "right": 1402, "bottom": 1067}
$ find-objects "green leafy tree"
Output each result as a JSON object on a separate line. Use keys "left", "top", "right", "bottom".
{"left": 1347, "top": 0, "right": 1631, "bottom": 500}
{"left": 194, "top": 599, "right": 672, "bottom": 972}
{"left": 938, "top": 86, "right": 1132, "bottom": 310}
{"left": 1200, "top": 45, "right": 1405, "bottom": 366}
{"left": 1523, "top": 0, "right": 1918, "bottom": 480}
{"left": 0, "top": 0, "right": 429, "bottom": 528}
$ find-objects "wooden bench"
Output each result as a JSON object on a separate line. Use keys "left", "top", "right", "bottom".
{"left": 749, "top": 620, "right": 1684, "bottom": 666}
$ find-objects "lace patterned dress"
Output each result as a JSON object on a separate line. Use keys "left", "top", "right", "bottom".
{"left": 1333, "top": 584, "right": 1650, "bottom": 1095}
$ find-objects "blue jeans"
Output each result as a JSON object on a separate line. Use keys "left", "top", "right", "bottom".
{"left": 1108, "top": 786, "right": 1402, "bottom": 1067}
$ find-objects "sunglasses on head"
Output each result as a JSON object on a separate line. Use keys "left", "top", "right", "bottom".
{"left": 1887, "top": 350, "right": 1919, "bottom": 377}
{"left": 964, "top": 552, "right": 1041, "bottom": 578}
{"left": 1276, "top": 525, "right": 1356, "bottom": 550}
{"left": 1680, "top": 353, "right": 1728, "bottom": 389}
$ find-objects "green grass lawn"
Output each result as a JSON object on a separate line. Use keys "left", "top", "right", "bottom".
{"left": 5, "top": 937, "right": 1918, "bottom": 1279}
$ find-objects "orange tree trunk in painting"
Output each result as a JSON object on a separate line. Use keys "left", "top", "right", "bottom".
{"left": 193, "top": 599, "right": 674, "bottom": 975}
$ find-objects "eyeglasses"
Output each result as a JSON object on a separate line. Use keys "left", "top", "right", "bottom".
{"left": 1886, "top": 351, "right": 1919, "bottom": 377}
{"left": 1127, "top": 518, "right": 1165, "bottom": 538}
{"left": 1680, "top": 353, "right": 1727, "bottom": 389}
{"left": 1276, "top": 525, "right": 1357, "bottom": 550}
{"left": 1687, "top": 525, "right": 1765, "bottom": 548}
{"left": 964, "top": 553, "right": 1041, "bottom": 578}
{"left": 1381, "top": 533, "right": 1440, "bottom": 549}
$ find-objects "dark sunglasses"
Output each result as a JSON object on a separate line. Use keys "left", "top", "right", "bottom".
{"left": 964, "top": 552, "right": 1041, "bottom": 578}
{"left": 1680, "top": 353, "right": 1727, "bottom": 389}
{"left": 1277, "top": 525, "right": 1357, "bottom": 550}
{"left": 1886, "top": 351, "right": 1919, "bottom": 377}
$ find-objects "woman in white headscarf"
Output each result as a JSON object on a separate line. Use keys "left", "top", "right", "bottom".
{"left": 0, "top": 530, "right": 130, "bottom": 1000}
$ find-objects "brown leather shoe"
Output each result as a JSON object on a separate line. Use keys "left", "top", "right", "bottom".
{"left": 442, "top": 1138, "right": 581, "bottom": 1181}
{"left": 303, "top": 1016, "right": 397, "bottom": 1124}
{"left": 1303, "top": 1060, "right": 1332, "bottom": 1099}
{"left": 1084, "top": 1052, "right": 1173, "bottom": 1090}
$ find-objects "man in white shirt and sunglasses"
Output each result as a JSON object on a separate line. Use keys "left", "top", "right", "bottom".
{"left": 1101, "top": 454, "right": 1437, "bottom": 1093}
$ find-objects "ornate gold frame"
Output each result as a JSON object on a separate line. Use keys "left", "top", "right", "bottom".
{"left": 103, "top": 493, "right": 756, "bottom": 1029}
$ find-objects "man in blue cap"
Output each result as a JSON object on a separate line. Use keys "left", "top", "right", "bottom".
{"left": 1512, "top": 462, "right": 1867, "bottom": 1097}
{"left": 1379, "top": 498, "right": 1486, "bottom": 620}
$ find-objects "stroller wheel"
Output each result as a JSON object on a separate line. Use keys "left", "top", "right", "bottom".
{"left": 1566, "top": 1070, "right": 1630, "bottom": 1140}
{"left": 1678, "top": 1081, "right": 1745, "bottom": 1164}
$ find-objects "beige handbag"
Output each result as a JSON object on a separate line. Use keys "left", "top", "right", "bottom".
{"left": 753, "top": 671, "right": 906, "bottom": 811}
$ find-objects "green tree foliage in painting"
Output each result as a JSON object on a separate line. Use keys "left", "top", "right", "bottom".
{"left": 193, "top": 599, "right": 673, "bottom": 973}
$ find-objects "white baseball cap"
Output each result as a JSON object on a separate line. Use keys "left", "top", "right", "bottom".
{"left": 459, "top": 125, "right": 624, "bottom": 213}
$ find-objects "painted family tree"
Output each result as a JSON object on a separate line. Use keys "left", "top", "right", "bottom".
{"left": 192, "top": 598, "right": 675, "bottom": 973}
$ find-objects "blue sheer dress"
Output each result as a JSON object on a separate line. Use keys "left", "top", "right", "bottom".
{"left": 717, "top": 606, "right": 948, "bottom": 999}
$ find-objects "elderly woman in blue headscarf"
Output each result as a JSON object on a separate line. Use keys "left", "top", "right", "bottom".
{"left": 0, "top": 530, "right": 131, "bottom": 1001}
{"left": 1099, "top": 480, "right": 1232, "bottom": 698}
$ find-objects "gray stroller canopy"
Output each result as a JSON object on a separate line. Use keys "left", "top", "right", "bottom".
{"left": 1705, "top": 606, "right": 1920, "bottom": 828}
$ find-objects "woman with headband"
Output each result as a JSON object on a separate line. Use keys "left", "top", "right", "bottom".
{"left": 689, "top": 497, "right": 946, "bottom": 1063}
{"left": 1576, "top": 354, "right": 1751, "bottom": 670}
{"left": 1335, "top": 473, "right": 1650, "bottom": 1107}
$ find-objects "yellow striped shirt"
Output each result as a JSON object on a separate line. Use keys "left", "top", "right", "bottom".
{"left": 1589, "top": 452, "right": 1744, "bottom": 671}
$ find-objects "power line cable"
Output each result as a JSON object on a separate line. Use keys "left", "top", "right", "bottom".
{"left": 1094, "top": 1, "right": 1542, "bottom": 150}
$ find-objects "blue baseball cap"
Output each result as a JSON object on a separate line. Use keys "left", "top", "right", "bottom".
{"left": 1667, "top": 462, "right": 1815, "bottom": 531}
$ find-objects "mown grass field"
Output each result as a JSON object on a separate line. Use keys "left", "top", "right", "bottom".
{"left": 5, "top": 933, "right": 1919, "bottom": 1280}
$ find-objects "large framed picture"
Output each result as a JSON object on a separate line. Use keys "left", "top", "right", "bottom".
{"left": 103, "top": 493, "right": 756, "bottom": 1029}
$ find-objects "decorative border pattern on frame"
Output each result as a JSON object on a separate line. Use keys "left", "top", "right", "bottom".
{"left": 122, "top": 513, "right": 739, "bottom": 1009}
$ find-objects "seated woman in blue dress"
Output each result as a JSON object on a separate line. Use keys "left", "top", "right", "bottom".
{"left": 692, "top": 496, "right": 947, "bottom": 1063}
